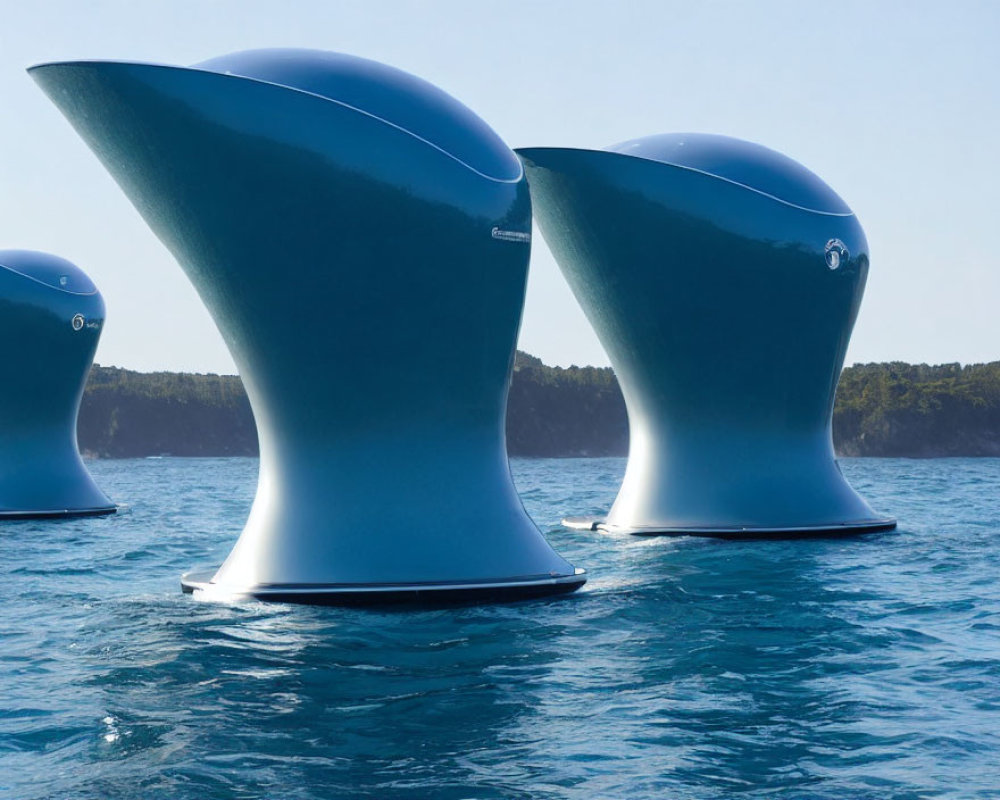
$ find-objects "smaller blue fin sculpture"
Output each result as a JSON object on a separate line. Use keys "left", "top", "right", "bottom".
{"left": 518, "top": 134, "right": 895, "bottom": 538}
{"left": 0, "top": 250, "right": 115, "bottom": 518}
{"left": 31, "top": 49, "right": 584, "bottom": 603}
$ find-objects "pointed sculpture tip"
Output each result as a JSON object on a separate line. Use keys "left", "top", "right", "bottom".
{"left": 26, "top": 61, "right": 58, "bottom": 82}
{"left": 515, "top": 146, "right": 601, "bottom": 164}
{"left": 26, "top": 59, "right": 59, "bottom": 74}
{"left": 26, "top": 59, "right": 97, "bottom": 76}
{"left": 25, "top": 61, "right": 77, "bottom": 100}
{"left": 514, "top": 146, "right": 556, "bottom": 158}
{"left": 26, "top": 59, "right": 175, "bottom": 82}
{"left": 514, "top": 147, "right": 614, "bottom": 180}
{"left": 26, "top": 59, "right": 94, "bottom": 89}
{"left": 513, "top": 146, "right": 563, "bottom": 170}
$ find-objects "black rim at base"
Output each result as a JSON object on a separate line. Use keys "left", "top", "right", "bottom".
{"left": 625, "top": 519, "right": 898, "bottom": 540}
{"left": 0, "top": 506, "right": 118, "bottom": 520}
{"left": 181, "top": 570, "right": 587, "bottom": 607}
{"left": 564, "top": 515, "right": 898, "bottom": 539}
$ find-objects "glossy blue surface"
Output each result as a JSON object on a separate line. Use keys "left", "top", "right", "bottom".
{"left": 608, "top": 133, "right": 851, "bottom": 214}
{"left": 1, "top": 456, "right": 998, "bottom": 799}
{"left": 31, "top": 50, "right": 581, "bottom": 599}
{"left": 193, "top": 49, "right": 521, "bottom": 182}
{"left": 0, "top": 249, "right": 98, "bottom": 295}
{"left": 0, "top": 250, "right": 114, "bottom": 516}
{"left": 519, "top": 136, "right": 891, "bottom": 534}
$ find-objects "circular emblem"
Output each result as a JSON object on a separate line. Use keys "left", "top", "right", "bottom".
{"left": 824, "top": 239, "right": 849, "bottom": 270}
{"left": 71, "top": 314, "right": 85, "bottom": 331}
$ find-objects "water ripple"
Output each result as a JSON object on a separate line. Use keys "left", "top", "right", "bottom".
{"left": 1, "top": 457, "right": 1000, "bottom": 798}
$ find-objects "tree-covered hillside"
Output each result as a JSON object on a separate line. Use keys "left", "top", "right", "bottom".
{"left": 79, "top": 366, "right": 254, "bottom": 457}
{"left": 506, "top": 351, "right": 627, "bottom": 457}
{"left": 834, "top": 362, "right": 1000, "bottom": 456}
{"left": 74, "top": 355, "right": 1000, "bottom": 458}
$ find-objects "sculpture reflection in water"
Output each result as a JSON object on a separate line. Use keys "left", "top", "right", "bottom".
{"left": 0, "top": 250, "right": 116, "bottom": 518}
{"left": 518, "top": 134, "right": 895, "bottom": 537}
{"left": 32, "top": 49, "right": 584, "bottom": 602}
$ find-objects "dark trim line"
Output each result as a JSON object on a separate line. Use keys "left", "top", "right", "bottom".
{"left": 0, "top": 506, "right": 118, "bottom": 520}
{"left": 565, "top": 515, "right": 898, "bottom": 539}
{"left": 618, "top": 519, "right": 898, "bottom": 540}
{"left": 181, "top": 570, "right": 587, "bottom": 607}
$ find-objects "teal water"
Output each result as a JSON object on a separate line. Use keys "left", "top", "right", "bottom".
{"left": 1, "top": 457, "right": 998, "bottom": 799}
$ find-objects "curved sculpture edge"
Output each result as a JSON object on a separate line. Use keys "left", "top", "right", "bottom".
{"left": 0, "top": 505, "right": 117, "bottom": 520}
{"left": 181, "top": 568, "right": 587, "bottom": 606}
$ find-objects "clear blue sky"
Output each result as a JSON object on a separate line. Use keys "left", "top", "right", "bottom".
{"left": 1, "top": 0, "right": 997, "bottom": 373}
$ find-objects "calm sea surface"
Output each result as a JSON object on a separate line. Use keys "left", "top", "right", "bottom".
{"left": 1, "top": 457, "right": 998, "bottom": 799}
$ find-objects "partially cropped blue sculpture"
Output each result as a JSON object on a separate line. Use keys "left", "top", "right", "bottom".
{"left": 518, "top": 134, "right": 895, "bottom": 536}
{"left": 0, "top": 250, "right": 115, "bottom": 518}
{"left": 31, "top": 49, "right": 584, "bottom": 601}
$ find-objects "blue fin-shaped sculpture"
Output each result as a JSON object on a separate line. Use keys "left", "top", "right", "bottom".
{"left": 518, "top": 134, "right": 895, "bottom": 537}
{"left": 31, "top": 49, "right": 584, "bottom": 602}
{"left": 0, "top": 250, "right": 115, "bottom": 518}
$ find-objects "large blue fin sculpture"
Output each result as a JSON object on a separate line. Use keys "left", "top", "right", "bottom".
{"left": 31, "top": 49, "right": 584, "bottom": 603}
{"left": 0, "top": 250, "right": 115, "bottom": 518}
{"left": 518, "top": 134, "right": 895, "bottom": 537}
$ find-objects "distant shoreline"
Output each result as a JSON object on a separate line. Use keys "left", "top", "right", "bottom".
{"left": 78, "top": 354, "right": 1000, "bottom": 459}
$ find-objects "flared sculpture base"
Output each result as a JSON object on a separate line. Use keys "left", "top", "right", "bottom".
{"left": 563, "top": 515, "right": 896, "bottom": 539}
{"left": 181, "top": 568, "right": 587, "bottom": 607}
{"left": 0, "top": 505, "right": 117, "bottom": 520}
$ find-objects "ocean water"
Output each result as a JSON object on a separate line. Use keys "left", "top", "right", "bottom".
{"left": 1, "top": 457, "right": 998, "bottom": 799}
